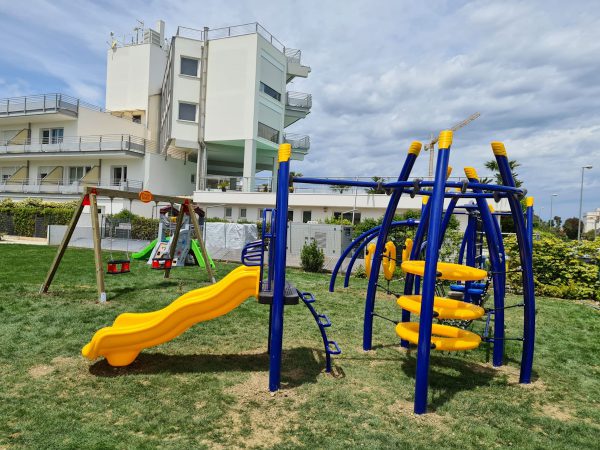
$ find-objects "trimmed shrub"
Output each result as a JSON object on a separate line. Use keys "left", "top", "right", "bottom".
{"left": 504, "top": 232, "right": 600, "bottom": 300}
{"left": 0, "top": 198, "right": 77, "bottom": 237}
{"left": 300, "top": 239, "right": 325, "bottom": 273}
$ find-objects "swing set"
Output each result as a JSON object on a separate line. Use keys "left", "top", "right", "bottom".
{"left": 39, "top": 187, "right": 215, "bottom": 303}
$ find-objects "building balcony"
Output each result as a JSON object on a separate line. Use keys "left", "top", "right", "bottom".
{"left": 0, "top": 178, "right": 144, "bottom": 195}
{"left": 284, "top": 91, "right": 312, "bottom": 127}
{"left": 283, "top": 133, "right": 310, "bottom": 155}
{"left": 0, "top": 94, "right": 85, "bottom": 124}
{"left": 0, "top": 135, "right": 154, "bottom": 159}
{"left": 285, "top": 48, "right": 311, "bottom": 82}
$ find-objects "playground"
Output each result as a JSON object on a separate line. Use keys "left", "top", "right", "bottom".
{"left": 1, "top": 244, "right": 599, "bottom": 448}
{"left": 1, "top": 138, "right": 598, "bottom": 448}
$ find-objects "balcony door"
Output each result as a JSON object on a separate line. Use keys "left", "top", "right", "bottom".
{"left": 41, "top": 128, "right": 64, "bottom": 144}
{"left": 111, "top": 166, "right": 128, "bottom": 188}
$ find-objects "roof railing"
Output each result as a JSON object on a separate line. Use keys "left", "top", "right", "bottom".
{"left": 286, "top": 91, "right": 312, "bottom": 109}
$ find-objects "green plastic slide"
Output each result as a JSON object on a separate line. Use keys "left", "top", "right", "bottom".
{"left": 132, "top": 239, "right": 158, "bottom": 260}
{"left": 191, "top": 240, "right": 215, "bottom": 269}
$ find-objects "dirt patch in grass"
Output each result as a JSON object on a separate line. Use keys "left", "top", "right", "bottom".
{"left": 28, "top": 364, "right": 54, "bottom": 378}
{"left": 539, "top": 403, "right": 574, "bottom": 421}
{"left": 217, "top": 371, "right": 303, "bottom": 449}
{"left": 388, "top": 398, "right": 451, "bottom": 430}
{"left": 477, "top": 363, "right": 547, "bottom": 391}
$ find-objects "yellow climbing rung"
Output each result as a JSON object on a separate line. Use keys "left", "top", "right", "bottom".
{"left": 395, "top": 322, "right": 481, "bottom": 351}
{"left": 397, "top": 295, "right": 485, "bottom": 320}
{"left": 401, "top": 261, "right": 487, "bottom": 281}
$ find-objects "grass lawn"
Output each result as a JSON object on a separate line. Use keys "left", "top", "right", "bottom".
{"left": 1, "top": 243, "right": 599, "bottom": 449}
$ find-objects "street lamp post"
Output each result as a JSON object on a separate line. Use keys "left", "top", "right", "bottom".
{"left": 578, "top": 165, "right": 593, "bottom": 242}
{"left": 550, "top": 193, "right": 558, "bottom": 227}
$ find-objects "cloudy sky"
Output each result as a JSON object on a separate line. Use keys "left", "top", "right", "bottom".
{"left": 1, "top": 0, "right": 598, "bottom": 220}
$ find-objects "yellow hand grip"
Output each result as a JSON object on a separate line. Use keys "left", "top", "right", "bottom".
{"left": 402, "top": 238, "right": 413, "bottom": 262}
{"left": 422, "top": 196, "right": 429, "bottom": 205}
{"left": 438, "top": 130, "right": 453, "bottom": 149}
{"left": 382, "top": 241, "right": 397, "bottom": 281}
{"left": 278, "top": 143, "right": 292, "bottom": 162}
{"left": 365, "top": 243, "right": 376, "bottom": 278}
{"left": 408, "top": 141, "right": 422, "bottom": 156}
{"left": 464, "top": 167, "right": 479, "bottom": 180}
{"left": 526, "top": 197, "right": 534, "bottom": 207}
{"left": 447, "top": 166, "right": 453, "bottom": 179}
{"left": 488, "top": 204, "right": 495, "bottom": 213}
{"left": 491, "top": 141, "right": 507, "bottom": 156}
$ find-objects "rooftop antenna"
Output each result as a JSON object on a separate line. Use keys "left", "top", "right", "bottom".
{"left": 134, "top": 20, "right": 144, "bottom": 44}
{"left": 423, "top": 112, "right": 481, "bottom": 177}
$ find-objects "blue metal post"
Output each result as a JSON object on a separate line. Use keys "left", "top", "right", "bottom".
{"left": 413, "top": 130, "right": 454, "bottom": 415}
{"left": 268, "top": 144, "right": 291, "bottom": 392}
{"left": 492, "top": 142, "right": 535, "bottom": 383}
{"left": 526, "top": 198, "right": 534, "bottom": 250}
{"left": 465, "top": 168, "right": 506, "bottom": 366}
{"left": 363, "top": 142, "right": 422, "bottom": 351}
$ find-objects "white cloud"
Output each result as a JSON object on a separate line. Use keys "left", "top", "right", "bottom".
{"left": 0, "top": 0, "right": 598, "bottom": 219}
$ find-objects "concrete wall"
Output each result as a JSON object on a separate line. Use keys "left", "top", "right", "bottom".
{"left": 77, "top": 108, "right": 148, "bottom": 138}
{"left": 144, "top": 152, "right": 196, "bottom": 196}
{"left": 105, "top": 43, "right": 168, "bottom": 113}
{"left": 205, "top": 34, "right": 258, "bottom": 141}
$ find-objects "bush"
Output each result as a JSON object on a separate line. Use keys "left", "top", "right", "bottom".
{"left": 354, "top": 264, "right": 367, "bottom": 278}
{"left": 0, "top": 198, "right": 77, "bottom": 237}
{"left": 131, "top": 216, "right": 159, "bottom": 240}
{"left": 300, "top": 239, "right": 325, "bottom": 273}
{"left": 504, "top": 231, "right": 600, "bottom": 300}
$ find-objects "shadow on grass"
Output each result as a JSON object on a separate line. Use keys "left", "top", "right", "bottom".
{"left": 89, "top": 346, "right": 327, "bottom": 388}
{"left": 400, "top": 354, "right": 497, "bottom": 411}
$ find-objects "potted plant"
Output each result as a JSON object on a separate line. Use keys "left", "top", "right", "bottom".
{"left": 217, "top": 181, "right": 228, "bottom": 192}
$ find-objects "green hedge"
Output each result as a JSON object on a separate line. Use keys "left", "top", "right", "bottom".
{"left": 504, "top": 232, "right": 600, "bottom": 300}
{"left": 0, "top": 198, "right": 77, "bottom": 237}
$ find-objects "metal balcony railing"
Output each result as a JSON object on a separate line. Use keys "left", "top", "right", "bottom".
{"left": 284, "top": 133, "right": 311, "bottom": 152}
{"left": 0, "top": 134, "right": 155, "bottom": 155}
{"left": 0, "top": 178, "right": 144, "bottom": 195}
{"left": 285, "top": 48, "right": 302, "bottom": 65}
{"left": 177, "top": 22, "right": 287, "bottom": 53}
{"left": 286, "top": 92, "right": 312, "bottom": 110}
{"left": 0, "top": 93, "right": 82, "bottom": 117}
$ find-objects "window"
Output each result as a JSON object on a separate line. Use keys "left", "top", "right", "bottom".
{"left": 178, "top": 102, "right": 197, "bottom": 122}
{"left": 69, "top": 166, "right": 91, "bottom": 184}
{"left": 240, "top": 208, "right": 247, "bottom": 218}
{"left": 41, "top": 128, "right": 64, "bottom": 144}
{"left": 181, "top": 57, "right": 199, "bottom": 77}
{"left": 259, "top": 82, "right": 281, "bottom": 101}
{"left": 112, "top": 166, "right": 127, "bottom": 186}
{"left": 0, "top": 167, "right": 16, "bottom": 182}
{"left": 257, "top": 122, "right": 279, "bottom": 144}
{"left": 132, "top": 115, "right": 142, "bottom": 124}
{"left": 302, "top": 211, "right": 312, "bottom": 223}
{"left": 287, "top": 210, "right": 294, "bottom": 222}
{"left": 38, "top": 166, "right": 54, "bottom": 180}
{"left": 225, "top": 207, "right": 232, "bottom": 218}
{"left": 258, "top": 208, "right": 265, "bottom": 220}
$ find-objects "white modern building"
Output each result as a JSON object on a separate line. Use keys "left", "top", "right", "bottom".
{"left": 0, "top": 19, "right": 506, "bottom": 226}
{"left": 583, "top": 208, "right": 600, "bottom": 235}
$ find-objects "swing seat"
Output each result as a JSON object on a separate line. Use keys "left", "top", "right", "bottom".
{"left": 397, "top": 294, "right": 485, "bottom": 320}
{"left": 107, "top": 259, "right": 131, "bottom": 275}
{"left": 151, "top": 257, "right": 173, "bottom": 270}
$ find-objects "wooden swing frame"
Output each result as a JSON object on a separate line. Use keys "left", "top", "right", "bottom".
{"left": 39, "top": 187, "right": 215, "bottom": 303}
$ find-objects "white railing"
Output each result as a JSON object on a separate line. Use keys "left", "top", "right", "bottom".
{"left": 0, "top": 135, "right": 155, "bottom": 155}
{"left": 176, "top": 22, "right": 287, "bottom": 53}
{"left": 0, "top": 178, "right": 144, "bottom": 195}
{"left": 0, "top": 93, "right": 80, "bottom": 117}
{"left": 286, "top": 91, "right": 312, "bottom": 109}
{"left": 285, "top": 48, "right": 302, "bottom": 64}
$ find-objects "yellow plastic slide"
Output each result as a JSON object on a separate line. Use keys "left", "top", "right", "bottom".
{"left": 82, "top": 265, "right": 260, "bottom": 366}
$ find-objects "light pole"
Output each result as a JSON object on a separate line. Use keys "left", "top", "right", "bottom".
{"left": 550, "top": 193, "right": 558, "bottom": 227}
{"left": 578, "top": 165, "right": 593, "bottom": 242}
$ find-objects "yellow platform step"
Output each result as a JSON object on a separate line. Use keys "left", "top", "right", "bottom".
{"left": 401, "top": 261, "right": 487, "bottom": 281}
{"left": 397, "top": 295, "right": 485, "bottom": 320}
{"left": 395, "top": 322, "right": 481, "bottom": 351}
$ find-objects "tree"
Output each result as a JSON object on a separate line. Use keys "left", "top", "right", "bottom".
{"left": 288, "top": 171, "right": 302, "bottom": 192}
{"left": 330, "top": 184, "right": 351, "bottom": 194}
{"left": 483, "top": 159, "right": 523, "bottom": 187}
{"left": 552, "top": 216, "right": 562, "bottom": 229}
{"left": 367, "top": 176, "right": 386, "bottom": 194}
{"left": 563, "top": 217, "right": 583, "bottom": 240}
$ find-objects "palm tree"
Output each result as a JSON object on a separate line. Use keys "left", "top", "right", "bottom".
{"left": 483, "top": 159, "right": 522, "bottom": 187}
{"left": 330, "top": 184, "right": 351, "bottom": 194}
{"left": 367, "top": 176, "right": 386, "bottom": 194}
{"left": 288, "top": 171, "right": 302, "bottom": 192}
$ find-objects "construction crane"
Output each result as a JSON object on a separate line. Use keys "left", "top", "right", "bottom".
{"left": 423, "top": 112, "right": 481, "bottom": 177}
